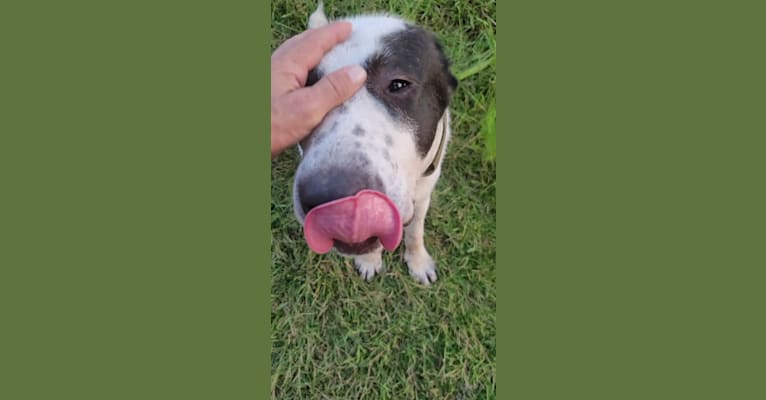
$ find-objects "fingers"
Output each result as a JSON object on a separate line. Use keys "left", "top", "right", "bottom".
{"left": 275, "top": 21, "right": 353, "bottom": 72}
{"left": 296, "top": 65, "right": 367, "bottom": 124}
{"left": 270, "top": 23, "right": 365, "bottom": 158}
{"left": 271, "top": 65, "right": 366, "bottom": 157}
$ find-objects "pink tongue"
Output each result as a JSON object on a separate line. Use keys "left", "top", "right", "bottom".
{"left": 303, "top": 190, "right": 402, "bottom": 254}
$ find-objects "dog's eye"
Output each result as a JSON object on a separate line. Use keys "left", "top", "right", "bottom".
{"left": 388, "top": 79, "right": 410, "bottom": 93}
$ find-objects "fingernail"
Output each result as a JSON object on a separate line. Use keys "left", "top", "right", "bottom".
{"left": 347, "top": 65, "right": 366, "bottom": 83}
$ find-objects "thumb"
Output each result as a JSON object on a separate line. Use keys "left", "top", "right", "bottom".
{"left": 303, "top": 65, "right": 367, "bottom": 117}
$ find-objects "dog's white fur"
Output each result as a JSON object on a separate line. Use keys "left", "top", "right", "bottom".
{"left": 294, "top": 3, "right": 451, "bottom": 285}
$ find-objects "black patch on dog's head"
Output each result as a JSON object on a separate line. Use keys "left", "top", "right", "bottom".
{"left": 364, "top": 25, "right": 457, "bottom": 157}
{"left": 306, "top": 68, "right": 320, "bottom": 86}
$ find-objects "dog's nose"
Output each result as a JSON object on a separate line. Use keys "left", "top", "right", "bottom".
{"left": 298, "top": 169, "right": 384, "bottom": 214}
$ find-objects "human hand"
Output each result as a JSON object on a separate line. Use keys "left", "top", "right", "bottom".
{"left": 271, "top": 21, "right": 367, "bottom": 158}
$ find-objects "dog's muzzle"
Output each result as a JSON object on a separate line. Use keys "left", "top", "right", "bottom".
{"left": 296, "top": 167, "right": 404, "bottom": 254}
{"left": 303, "top": 189, "right": 402, "bottom": 254}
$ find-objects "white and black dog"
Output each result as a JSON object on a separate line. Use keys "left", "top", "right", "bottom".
{"left": 291, "top": 2, "right": 457, "bottom": 285}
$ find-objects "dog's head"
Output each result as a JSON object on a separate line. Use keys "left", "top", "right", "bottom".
{"left": 293, "top": 5, "right": 457, "bottom": 256}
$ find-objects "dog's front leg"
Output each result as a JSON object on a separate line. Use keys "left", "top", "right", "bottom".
{"left": 354, "top": 248, "right": 384, "bottom": 281}
{"left": 404, "top": 192, "right": 438, "bottom": 285}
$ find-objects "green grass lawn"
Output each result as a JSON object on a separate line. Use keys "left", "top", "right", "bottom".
{"left": 271, "top": 1, "right": 496, "bottom": 398}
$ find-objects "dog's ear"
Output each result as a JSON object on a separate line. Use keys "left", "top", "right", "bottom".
{"left": 308, "top": 0, "right": 329, "bottom": 28}
{"left": 432, "top": 36, "right": 458, "bottom": 95}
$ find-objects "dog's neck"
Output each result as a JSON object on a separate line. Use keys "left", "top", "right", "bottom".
{"left": 422, "top": 111, "right": 449, "bottom": 177}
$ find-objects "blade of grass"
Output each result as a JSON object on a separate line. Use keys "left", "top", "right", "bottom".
{"left": 456, "top": 56, "right": 495, "bottom": 81}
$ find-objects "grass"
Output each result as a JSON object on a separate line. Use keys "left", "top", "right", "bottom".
{"left": 271, "top": 1, "right": 496, "bottom": 398}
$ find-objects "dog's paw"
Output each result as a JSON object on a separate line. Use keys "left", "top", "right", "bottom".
{"left": 354, "top": 255, "right": 384, "bottom": 281}
{"left": 405, "top": 250, "right": 438, "bottom": 286}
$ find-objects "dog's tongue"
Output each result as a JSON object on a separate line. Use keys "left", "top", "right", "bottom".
{"left": 304, "top": 190, "right": 402, "bottom": 254}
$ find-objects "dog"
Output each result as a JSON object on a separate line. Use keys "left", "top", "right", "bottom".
{"left": 291, "top": 2, "right": 457, "bottom": 285}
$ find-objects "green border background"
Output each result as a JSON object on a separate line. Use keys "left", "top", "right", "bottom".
{"left": 501, "top": 1, "right": 765, "bottom": 399}
{"left": 1, "top": 1, "right": 271, "bottom": 398}
{"left": 3, "top": 0, "right": 766, "bottom": 399}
